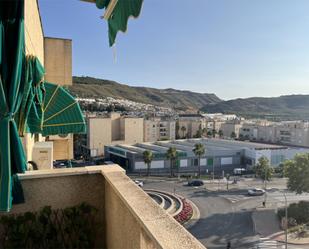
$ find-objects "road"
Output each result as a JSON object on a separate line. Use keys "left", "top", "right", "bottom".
{"left": 137, "top": 177, "right": 309, "bottom": 249}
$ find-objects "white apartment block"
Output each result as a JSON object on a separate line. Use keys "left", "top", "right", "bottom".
{"left": 239, "top": 121, "right": 309, "bottom": 147}
{"left": 144, "top": 118, "right": 176, "bottom": 142}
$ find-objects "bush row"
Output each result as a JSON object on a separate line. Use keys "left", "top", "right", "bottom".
{"left": 278, "top": 201, "right": 309, "bottom": 226}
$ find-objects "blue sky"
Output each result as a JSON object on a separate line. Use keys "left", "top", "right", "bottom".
{"left": 39, "top": 0, "right": 309, "bottom": 100}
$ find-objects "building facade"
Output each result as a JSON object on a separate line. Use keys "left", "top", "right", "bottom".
{"left": 87, "top": 113, "right": 144, "bottom": 157}
{"left": 104, "top": 138, "right": 309, "bottom": 174}
{"left": 144, "top": 118, "right": 176, "bottom": 142}
{"left": 23, "top": 0, "right": 75, "bottom": 167}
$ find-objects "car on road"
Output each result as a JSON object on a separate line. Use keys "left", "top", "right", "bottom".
{"left": 248, "top": 188, "right": 265, "bottom": 196}
{"left": 134, "top": 180, "right": 144, "bottom": 187}
{"left": 188, "top": 179, "right": 204, "bottom": 186}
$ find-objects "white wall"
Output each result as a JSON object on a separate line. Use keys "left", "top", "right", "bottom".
{"left": 200, "top": 158, "right": 207, "bottom": 166}
{"left": 221, "top": 157, "right": 233, "bottom": 165}
{"left": 180, "top": 159, "right": 188, "bottom": 167}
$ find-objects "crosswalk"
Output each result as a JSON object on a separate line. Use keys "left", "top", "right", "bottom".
{"left": 218, "top": 194, "right": 252, "bottom": 203}
{"left": 252, "top": 237, "right": 281, "bottom": 249}
{"left": 257, "top": 237, "right": 278, "bottom": 248}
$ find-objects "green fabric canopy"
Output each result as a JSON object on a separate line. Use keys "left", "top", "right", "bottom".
{"left": 16, "top": 55, "right": 45, "bottom": 136}
{"left": 16, "top": 56, "right": 85, "bottom": 137}
{"left": 0, "top": 0, "right": 27, "bottom": 212}
{"left": 40, "top": 82, "right": 86, "bottom": 136}
{"left": 96, "top": 0, "right": 143, "bottom": 46}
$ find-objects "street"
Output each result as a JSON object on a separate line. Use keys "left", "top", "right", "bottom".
{"left": 136, "top": 177, "right": 309, "bottom": 249}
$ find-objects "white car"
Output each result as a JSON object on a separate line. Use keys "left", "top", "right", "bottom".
{"left": 134, "top": 180, "right": 144, "bottom": 187}
{"left": 248, "top": 188, "right": 265, "bottom": 196}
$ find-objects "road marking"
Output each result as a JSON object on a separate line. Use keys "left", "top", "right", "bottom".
{"left": 255, "top": 237, "right": 278, "bottom": 249}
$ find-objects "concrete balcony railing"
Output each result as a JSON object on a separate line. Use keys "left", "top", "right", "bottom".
{"left": 5, "top": 165, "right": 205, "bottom": 249}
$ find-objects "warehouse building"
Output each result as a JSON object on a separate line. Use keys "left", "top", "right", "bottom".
{"left": 104, "top": 138, "right": 309, "bottom": 175}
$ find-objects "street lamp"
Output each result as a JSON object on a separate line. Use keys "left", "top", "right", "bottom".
{"left": 284, "top": 192, "right": 288, "bottom": 249}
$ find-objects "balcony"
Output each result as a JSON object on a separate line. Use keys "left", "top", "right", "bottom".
{"left": 1, "top": 165, "right": 205, "bottom": 249}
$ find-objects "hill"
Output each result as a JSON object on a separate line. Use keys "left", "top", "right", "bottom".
{"left": 70, "top": 76, "right": 221, "bottom": 111}
{"left": 201, "top": 95, "right": 309, "bottom": 120}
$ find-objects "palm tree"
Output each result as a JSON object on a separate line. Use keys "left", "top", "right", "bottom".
{"left": 180, "top": 126, "right": 186, "bottom": 138}
{"left": 166, "top": 147, "right": 177, "bottom": 177}
{"left": 193, "top": 143, "right": 206, "bottom": 178}
{"left": 231, "top": 131, "right": 236, "bottom": 139}
{"left": 202, "top": 128, "right": 207, "bottom": 136}
{"left": 218, "top": 130, "right": 223, "bottom": 138}
{"left": 143, "top": 150, "right": 154, "bottom": 176}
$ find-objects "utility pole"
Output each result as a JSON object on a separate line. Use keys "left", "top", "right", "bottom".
{"left": 212, "top": 163, "right": 215, "bottom": 182}
{"left": 284, "top": 193, "right": 288, "bottom": 249}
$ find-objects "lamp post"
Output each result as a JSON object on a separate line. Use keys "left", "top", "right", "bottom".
{"left": 284, "top": 193, "right": 288, "bottom": 249}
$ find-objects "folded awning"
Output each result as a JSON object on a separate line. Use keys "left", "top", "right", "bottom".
{"left": 41, "top": 82, "right": 86, "bottom": 136}
{"left": 82, "top": 0, "right": 143, "bottom": 46}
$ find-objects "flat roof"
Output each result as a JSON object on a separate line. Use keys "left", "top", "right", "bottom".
{"left": 106, "top": 138, "right": 288, "bottom": 157}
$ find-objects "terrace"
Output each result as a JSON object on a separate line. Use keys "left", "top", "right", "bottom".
{"left": 2, "top": 165, "right": 205, "bottom": 249}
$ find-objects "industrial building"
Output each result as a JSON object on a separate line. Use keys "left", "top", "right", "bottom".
{"left": 104, "top": 138, "right": 309, "bottom": 175}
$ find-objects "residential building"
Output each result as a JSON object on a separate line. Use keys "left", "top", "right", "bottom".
{"left": 178, "top": 114, "right": 207, "bottom": 138}
{"left": 275, "top": 121, "right": 309, "bottom": 147}
{"left": 87, "top": 113, "right": 144, "bottom": 156}
{"left": 144, "top": 117, "right": 176, "bottom": 142}
{"left": 22, "top": 0, "right": 74, "bottom": 164}
{"left": 220, "top": 120, "right": 243, "bottom": 138}
{"left": 239, "top": 120, "right": 309, "bottom": 147}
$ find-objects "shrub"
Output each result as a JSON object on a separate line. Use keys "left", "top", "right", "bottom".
{"left": 278, "top": 201, "right": 309, "bottom": 226}
{"left": 0, "top": 203, "right": 99, "bottom": 249}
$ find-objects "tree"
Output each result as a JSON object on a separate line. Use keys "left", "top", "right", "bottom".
{"left": 212, "top": 129, "right": 217, "bottom": 138}
{"left": 202, "top": 128, "right": 207, "bottom": 136}
{"left": 230, "top": 131, "right": 237, "bottom": 139}
{"left": 193, "top": 143, "right": 206, "bottom": 178}
{"left": 218, "top": 130, "right": 223, "bottom": 138}
{"left": 175, "top": 120, "right": 180, "bottom": 139}
{"left": 254, "top": 156, "right": 273, "bottom": 185}
{"left": 180, "top": 126, "right": 186, "bottom": 138}
{"left": 143, "top": 150, "right": 154, "bottom": 177}
{"left": 284, "top": 153, "right": 309, "bottom": 194}
{"left": 239, "top": 133, "right": 244, "bottom": 140}
{"left": 207, "top": 130, "right": 212, "bottom": 137}
{"left": 166, "top": 147, "right": 178, "bottom": 177}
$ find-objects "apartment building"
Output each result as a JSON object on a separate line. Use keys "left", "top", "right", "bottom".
{"left": 23, "top": 0, "right": 74, "bottom": 166}
{"left": 178, "top": 114, "right": 207, "bottom": 138}
{"left": 87, "top": 113, "right": 144, "bottom": 156}
{"left": 238, "top": 121, "right": 309, "bottom": 147}
{"left": 275, "top": 121, "right": 309, "bottom": 147}
{"left": 220, "top": 120, "right": 243, "bottom": 138}
{"left": 144, "top": 118, "right": 176, "bottom": 142}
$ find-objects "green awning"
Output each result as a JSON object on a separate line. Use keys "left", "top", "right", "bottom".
{"left": 16, "top": 55, "right": 45, "bottom": 136}
{"left": 0, "top": 0, "right": 27, "bottom": 212}
{"left": 95, "top": 0, "right": 143, "bottom": 46}
{"left": 41, "top": 82, "right": 86, "bottom": 136}
{"left": 16, "top": 56, "right": 85, "bottom": 137}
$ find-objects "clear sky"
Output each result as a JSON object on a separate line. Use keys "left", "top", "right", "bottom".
{"left": 39, "top": 0, "right": 309, "bottom": 100}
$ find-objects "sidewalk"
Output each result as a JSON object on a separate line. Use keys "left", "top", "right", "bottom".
{"left": 252, "top": 208, "right": 281, "bottom": 237}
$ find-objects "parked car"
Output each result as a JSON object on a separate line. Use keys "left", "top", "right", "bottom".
{"left": 188, "top": 180, "right": 204, "bottom": 186}
{"left": 248, "top": 188, "right": 265, "bottom": 196}
{"left": 134, "top": 180, "right": 144, "bottom": 187}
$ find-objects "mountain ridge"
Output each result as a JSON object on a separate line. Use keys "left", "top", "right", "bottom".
{"left": 70, "top": 76, "right": 222, "bottom": 110}
{"left": 202, "top": 94, "right": 309, "bottom": 120}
